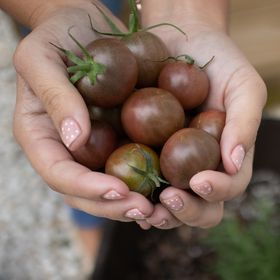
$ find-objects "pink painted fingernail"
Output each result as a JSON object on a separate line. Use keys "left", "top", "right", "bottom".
{"left": 102, "top": 190, "right": 124, "bottom": 200}
{"left": 61, "top": 118, "right": 81, "bottom": 148}
{"left": 125, "top": 208, "right": 146, "bottom": 220}
{"left": 231, "top": 144, "right": 245, "bottom": 171}
{"left": 163, "top": 196, "right": 184, "bottom": 211}
{"left": 192, "top": 182, "right": 212, "bottom": 195}
{"left": 153, "top": 220, "right": 167, "bottom": 227}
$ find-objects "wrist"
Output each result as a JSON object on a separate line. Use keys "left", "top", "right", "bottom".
{"left": 141, "top": 0, "right": 229, "bottom": 34}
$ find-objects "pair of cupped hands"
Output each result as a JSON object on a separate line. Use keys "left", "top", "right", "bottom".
{"left": 13, "top": 1, "right": 266, "bottom": 230}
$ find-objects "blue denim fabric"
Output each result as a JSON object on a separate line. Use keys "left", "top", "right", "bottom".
{"left": 69, "top": 207, "right": 107, "bottom": 229}
{"left": 101, "top": 0, "right": 123, "bottom": 16}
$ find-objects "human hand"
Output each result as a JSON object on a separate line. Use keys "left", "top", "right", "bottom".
{"left": 13, "top": 1, "right": 154, "bottom": 222}
{"left": 137, "top": 6, "right": 267, "bottom": 230}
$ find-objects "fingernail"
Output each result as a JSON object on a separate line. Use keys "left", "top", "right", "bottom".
{"left": 102, "top": 190, "right": 124, "bottom": 200}
{"left": 125, "top": 208, "right": 146, "bottom": 220}
{"left": 231, "top": 144, "right": 245, "bottom": 171}
{"left": 163, "top": 195, "right": 184, "bottom": 211}
{"left": 61, "top": 118, "right": 81, "bottom": 148}
{"left": 153, "top": 220, "right": 167, "bottom": 227}
{"left": 192, "top": 182, "right": 212, "bottom": 196}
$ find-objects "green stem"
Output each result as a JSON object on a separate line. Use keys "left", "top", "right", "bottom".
{"left": 128, "top": 0, "right": 140, "bottom": 33}
{"left": 176, "top": 54, "right": 195, "bottom": 64}
{"left": 90, "top": 4, "right": 122, "bottom": 34}
{"left": 199, "top": 56, "right": 215, "bottom": 69}
{"left": 140, "top": 23, "right": 187, "bottom": 39}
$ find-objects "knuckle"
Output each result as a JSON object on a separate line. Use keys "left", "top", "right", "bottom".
{"left": 13, "top": 37, "right": 31, "bottom": 74}
{"left": 183, "top": 208, "right": 202, "bottom": 226}
{"left": 40, "top": 86, "right": 64, "bottom": 115}
{"left": 201, "top": 204, "right": 224, "bottom": 229}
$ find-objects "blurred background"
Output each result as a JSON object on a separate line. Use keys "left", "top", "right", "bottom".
{"left": 0, "top": 1, "right": 279, "bottom": 279}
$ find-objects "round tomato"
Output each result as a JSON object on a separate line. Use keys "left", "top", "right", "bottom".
{"left": 121, "top": 87, "right": 185, "bottom": 147}
{"left": 158, "top": 61, "right": 209, "bottom": 109}
{"left": 71, "top": 120, "right": 117, "bottom": 170}
{"left": 105, "top": 143, "right": 165, "bottom": 197}
{"left": 160, "top": 128, "right": 221, "bottom": 189}
{"left": 122, "top": 31, "right": 170, "bottom": 88}
{"left": 189, "top": 110, "right": 226, "bottom": 141}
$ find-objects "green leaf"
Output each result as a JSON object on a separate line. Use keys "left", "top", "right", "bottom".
{"left": 69, "top": 71, "right": 86, "bottom": 84}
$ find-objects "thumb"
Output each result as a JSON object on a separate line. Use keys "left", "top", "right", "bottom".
{"left": 221, "top": 75, "right": 267, "bottom": 175}
{"left": 14, "top": 36, "right": 91, "bottom": 151}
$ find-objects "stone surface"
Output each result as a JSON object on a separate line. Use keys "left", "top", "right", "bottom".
{"left": 0, "top": 10, "right": 85, "bottom": 280}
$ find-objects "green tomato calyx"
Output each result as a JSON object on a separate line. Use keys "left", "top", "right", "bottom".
{"left": 49, "top": 29, "right": 106, "bottom": 85}
{"left": 128, "top": 145, "right": 169, "bottom": 196}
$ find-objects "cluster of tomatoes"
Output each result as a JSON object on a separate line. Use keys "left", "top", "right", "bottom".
{"left": 54, "top": 1, "right": 226, "bottom": 200}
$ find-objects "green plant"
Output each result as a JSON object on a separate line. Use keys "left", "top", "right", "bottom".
{"left": 203, "top": 199, "right": 280, "bottom": 280}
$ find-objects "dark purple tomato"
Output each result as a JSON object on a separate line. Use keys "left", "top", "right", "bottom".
{"left": 121, "top": 88, "right": 185, "bottom": 147}
{"left": 189, "top": 110, "right": 226, "bottom": 142}
{"left": 160, "top": 128, "right": 220, "bottom": 189}
{"left": 71, "top": 120, "right": 117, "bottom": 170}
{"left": 89, "top": 105, "right": 124, "bottom": 137}
{"left": 75, "top": 38, "right": 138, "bottom": 107}
{"left": 122, "top": 32, "right": 170, "bottom": 88}
{"left": 105, "top": 143, "right": 161, "bottom": 197}
{"left": 158, "top": 61, "right": 209, "bottom": 109}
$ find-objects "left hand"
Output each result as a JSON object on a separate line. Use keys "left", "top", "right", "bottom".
{"left": 137, "top": 22, "right": 267, "bottom": 230}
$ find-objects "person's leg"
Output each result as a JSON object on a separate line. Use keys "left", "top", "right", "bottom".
{"left": 69, "top": 208, "right": 106, "bottom": 274}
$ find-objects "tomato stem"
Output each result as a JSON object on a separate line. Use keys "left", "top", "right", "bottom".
{"left": 199, "top": 55, "right": 215, "bottom": 69}
{"left": 91, "top": 1, "right": 187, "bottom": 40}
{"left": 175, "top": 54, "right": 195, "bottom": 64}
{"left": 90, "top": 4, "right": 122, "bottom": 34}
{"left": 140, "top": 23, "right": 187, "bottom": 39}
{"left": 128, "top": 145, "right": 169, "bottom": 196}
{"left": 128, "top": 0, "right": 140, "bottom": 33}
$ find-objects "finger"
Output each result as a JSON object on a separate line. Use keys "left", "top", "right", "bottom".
{"left": 221, "top": 73, "right": 267, "bottom": 174}
{"left": 13, "top": 32, "right": 92, "bottom": 151}
{"left": 189, "top": 147, "right": 254, "bottom": 202}
{"left": 64, "top": 191, "right": 154, "bottom": 222}
{"left": 14, "top": 76, "right": 129, "bottom": 200}
{"left": 136, "top": 220, "right": 152, "bottom": 230}
{"left": 145, "top": 203, "right": 182, "bottom": 229}
{"left": 159, "top": 187, "right": 224, "bottom": 228}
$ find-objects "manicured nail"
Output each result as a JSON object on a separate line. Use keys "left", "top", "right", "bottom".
{"left": 102, "top": 190, "right": 124, "bottom": 200}
{"left": 61, "top": 118, "right": 81, "bottom": 148}
{"left": 153, "top": 220, "right": 167, "bottom": 227}
{"left": 125, "top": 208, "right": 146, "bottom": 220}
{"left": 163, "top": 195, "right": 184, "bottom": 211}
{"left": 231, "top": 144, "right": 245, "bottom": 171}
{"left": 192, "top": 182, "right": 212, "bottom": 196}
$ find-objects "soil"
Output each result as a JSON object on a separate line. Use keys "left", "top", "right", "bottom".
{"left": 92, "top": 169, "right": 280, "bottom": 280}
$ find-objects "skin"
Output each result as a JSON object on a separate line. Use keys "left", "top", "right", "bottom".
{"left": 2, "top": 0, "right": 267, "bottom": 228}
{"left": 136, "top": 0, "right": 267, "bottom": 230}
{"left": 7, "top": 1, "right": 154, "bottom": 222}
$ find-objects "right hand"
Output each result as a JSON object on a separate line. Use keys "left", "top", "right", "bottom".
{"left": 13, "top": 1, "right": 154, "bottom": 222}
